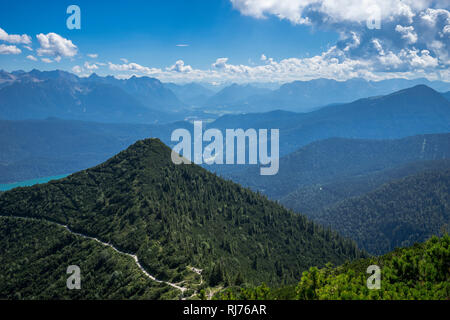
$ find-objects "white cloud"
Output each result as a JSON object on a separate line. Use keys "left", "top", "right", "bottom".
{"left": 176, "top": 44, "right": 189, "bottom": 47}
{"left": 229, "top": 0, "right": 450, "bottom": 80}
{"left": 167, "top": 60, "right": 193, "bottom": 73}
{"left": 87, "top": 53, "right": 98, "bottom": 58}
{"left": 0, "top": 44, "right": 21, "bottom": 54}
{"left": 0, "top": 27, "right": 31, "bottom": 44}
{"left": 72, "top": 65, "right": 83, "bottom": 73}
{"left": 24, "top": 45, "right": 33, "bottom": 51}
{"left": 36, "top": 33, "right": 77, "bottom": 58}
{"left": 120, "top": 58, "right": 129, "bottom": 63}
{"left": 395, "top": 25, "right": 418, "bottom": 44}
{"left": 108, "top": 61, "right": 161, "bottom": 74}
{"left": 230, "top": 0, "right": 432, "bottom": 25}
{"left": 26, "top": 55, "right": 38, "bottom": 61}
{"left": 41, "top": 58, "right": 53, "bottom": 63}
{"left": 212, "top": 57, "right": 229, "bottom": 69}
{"left": 84, "top": 61, "right": 99, "bottom": 70}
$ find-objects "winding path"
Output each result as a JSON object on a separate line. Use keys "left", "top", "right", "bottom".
{"left": 1, "top": 215, "right": 203, "bottom": 295}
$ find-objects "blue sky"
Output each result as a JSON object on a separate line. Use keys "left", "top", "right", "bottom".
{"left": 0, "top": 0, "right": 449, "bottom": 83}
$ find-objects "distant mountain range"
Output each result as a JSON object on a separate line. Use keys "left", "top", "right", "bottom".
{"left": 1, "top": 83, "right": 449, "bottom": 183}
{"left": 164, "top": 82, "right": 215, "bottom": 106}
{"left": 2, "top": 69, "right": 449, "bottom": 122}
{"left": 0, "top": 70, "right": 187, "bottom": 124}
{"left": 211, "top": 84, "right": 450, "bottom": 157}
{"left": 199, "top": 78, "right": 450, "bottom": 113}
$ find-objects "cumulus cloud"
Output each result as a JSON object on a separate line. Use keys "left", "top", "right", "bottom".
{"left": 41, "top": 58, "right": 53, "bottom": 63}
{"left": 0, "top": 27, "right": 31, "bottom": 44}
{"left": 0, "top": 44, "right": 21, "bottom": 54}
{"left": 108, "top": 61, "right": 161, "bottom": 74}
{"left": 26, "top": 55, "right": 38, "bottom": 61}
{"left": 84, "top": 61, "right": 99, "bottom": 70}
{"left": 72, "top": 65, "right": 83, "bottom": 73}
{"left": 230, "top": 0, "right": 432, "bottom": 25}
{"left": 167, "top": 60, "right": 193, "bottom": 72}
{"left": 395, "top": 25, "right": 418, "bottom": 44}
{"left": 36, "top": 33, "right": 77, "bottom": 59}
{"left": 230, "top": 0, "right": 450, "bottom": 80}
{"left": 87, "top": 53, "right": 98, "bottom": 58}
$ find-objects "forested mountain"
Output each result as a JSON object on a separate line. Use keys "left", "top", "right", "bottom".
{"left": 229, "top": 133, "right": 450, "bottom": 200}
{"left": 312, "top": 168, "right": 450, "bottom": 255}
{"left": 281, "top": 159, "right": 450, "bottom": 215}
{"left": 0, "top": 138, "right": 363, "bottom": 298}
{"left": 216, "top": 234, "right": 450, "bottom": 300}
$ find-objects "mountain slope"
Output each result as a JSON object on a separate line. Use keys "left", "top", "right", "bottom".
{"left": 164, "top": 82, "right": 215, "bottom": 106}
{"left": 443, "top": 91, "right": 450, "bottom": 101}
{"left": 280, "top": 159, "right": 450, "bottom": 215}
{"left": 313, "top": 168, "right": 450, "bottom": 255}
{"left": 0, "top": 138, "right": 362, "bottom": 293}
{"left": 229, "top": 133, "right": 450, "bottom": 200}
{"left": 0, "top": 216, "right": 179, "bottom": 299}
{"left": 203, "top": 83, "right": 272, "bottom": 109}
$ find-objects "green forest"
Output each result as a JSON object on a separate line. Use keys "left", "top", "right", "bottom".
{"left": 214, "top": 234, "right": 450, "bottom": 300}
{"left": 0, "top": 139, "right": 362, "bottom": 298}
{"left": 313, "top": 169, "right": 450, "bottom": 255}
{"left": 0, "top": 217, "right": 178, "bottom": 299}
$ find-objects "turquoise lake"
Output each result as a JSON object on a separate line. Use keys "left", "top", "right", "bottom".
{"left": 0, "top": 174, "right": 70, "bottom": 192}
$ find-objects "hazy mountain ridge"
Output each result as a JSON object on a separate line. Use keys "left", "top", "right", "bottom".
{"left": 228, "top": 133, "right": 450, "bottom": 199}
{"left": 205, "top": 78, "right": 450, "bottom": 113}
{"left": 212, "top": 85, "right": 450, "bottom": 158}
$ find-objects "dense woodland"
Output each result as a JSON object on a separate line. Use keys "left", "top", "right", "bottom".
{"left": 313, "top": 169, "right": 450, "bottom": 255}
{"left": 281, "top": 159, "right": 450, "bottom": 215}
{"left": 215, "top": 234, "right": 450, "bottom": 300}
{"left": 0, "top": 217, "right": 178, "bottom": 299}
{"left": 0, "top": 139, "right": 362, "bottom": 297}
